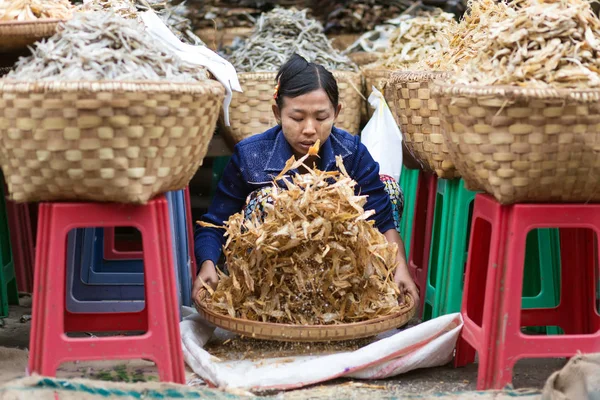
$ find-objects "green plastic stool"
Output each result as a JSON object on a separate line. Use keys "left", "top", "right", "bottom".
{"left": 398, "top": 167, "right": 420, "bottom": 258}
{"left": 0, "top": 183, "right": 19, "bottom": 318}
{"left": 423, "top": 178, "right": 562, "bottom": 329}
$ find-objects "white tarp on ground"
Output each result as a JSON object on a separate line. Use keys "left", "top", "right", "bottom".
{"left": 180, "top": 308, "right": 463, "bottom": 391}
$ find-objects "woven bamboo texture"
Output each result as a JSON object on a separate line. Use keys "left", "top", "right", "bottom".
{"left": 432, "top": 82, "right": 600, "bottom": 204}
{"left": 0, "top": 80, "right": 225, "bottom": 204}
{"left": 195, "top": 27, "right": 253, "bottom": 51}
{"left": 349, "top": 52, "right": 381, "bottom": 67}
{"left": 195, "top": 294, "right": 415, "bottom": 342}
{"left": 0, "top": 19, "right": 63, "bottom": 52}
{"left": 362, "top": 67, "right": 393, "bottom": 121}
{"left": 222, "top": 70, "right": 363, "bottom": 145}
{"left": 390, "top": 71, "right": 458, "bottom": 178}
{"left": 328, "top": 33, "right": 362, "bottom": 51}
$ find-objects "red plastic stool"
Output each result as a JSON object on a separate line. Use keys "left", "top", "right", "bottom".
{"left": 103, "top": 227, "right": 144, "bottom": 260}
{"left": 455, "top": 194, "right": 600, "bottom": 389}
{"left": 5, "top": 200, "right": 36, "bottom": 294}
{"left": 407, "top": 172, "right": 437, "bottom": 316}
{"left": 28, "top": 195, "right": 185, "bottom": 383}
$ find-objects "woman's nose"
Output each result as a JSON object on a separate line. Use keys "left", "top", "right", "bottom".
{"left": 303, "top": 119, "right": 317, "bottom": 135}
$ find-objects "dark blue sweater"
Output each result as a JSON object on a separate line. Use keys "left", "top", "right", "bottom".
{"left": 194, "top": 125, "right": 396, "bottom": 267}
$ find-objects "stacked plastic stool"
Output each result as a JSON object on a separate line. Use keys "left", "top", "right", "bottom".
{"left": 67, "top": 189, "right": 194, "bottom": 315}
{"left": 398, "top": 167, "right": 420, "bottom": 257}
{"left": 423, "top": 179, "right": 562, "bottom": 326}
{"left": 29, "top": 195, "right": 186, "bottom": 382}
{"left": 0, "top": 182, "right": 19, "bottom": 318}
{"left": 455, "top": 194, "right": 600, "bottom": 389}
{"left": 407, "top": 171, "right": 437, "bottom": 314}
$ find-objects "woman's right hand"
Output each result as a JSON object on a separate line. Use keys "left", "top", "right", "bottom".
{"left": 192, "top": 260, "right": 219, "bottom": 301}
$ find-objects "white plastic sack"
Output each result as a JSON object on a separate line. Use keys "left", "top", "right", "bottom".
{"left": 181, "top": 310, "right": 463, "bottom": 391}
{"left": 361, "top": 86, "right": 404, "bottom": 182}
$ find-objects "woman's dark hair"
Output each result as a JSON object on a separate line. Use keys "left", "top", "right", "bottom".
{"left": 275, "top": 53, "right": 339, "bottom": 110}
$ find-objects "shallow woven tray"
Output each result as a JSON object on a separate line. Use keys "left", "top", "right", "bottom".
{"left": 195, "top": 27, "right": 253, "bottom": 51}
{"left": 432, "top": 82, "right": 600, "bottom": 204}
{"left": 0, "top": 80, "right": 224, "bottom": 204}
{"left": 0, "top": 19, "right": 63, "bottom": 52}
{"left": 195, "top": 293, "right": 415, "bottom": 342}
{"left": 327, "top": 33, "right": 362, "bottom": 51}
{"left": 221, "top": 70, "right": 363, "bottom": 145}
{"left": 349, "top": 52, "right": 381, "bottom": 67}
{"left": 390, "top": 70, "right": 459, "bottom": 179}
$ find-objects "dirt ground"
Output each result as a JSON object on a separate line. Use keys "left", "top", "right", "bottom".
{"left": 0, "top": 295, "right": 566, "bottom": 396}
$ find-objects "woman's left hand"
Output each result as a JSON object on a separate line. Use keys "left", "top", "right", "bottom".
{"left": 394, "top": 267, "right": 420, "bottom": 307}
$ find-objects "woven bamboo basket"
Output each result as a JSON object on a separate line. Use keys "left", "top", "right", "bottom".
{"left": 0, "top": 19, "right": 63, "bottom": 52}
{"left": 195, "top": 26, "right": 253, "bottom": 51}
{"left": 0, "top": 80, "right": 225, "bottom": 204}
{"left": 349, "top": 52, "right": 381, "bottom": 67}
{"left": 328, "top": 33, "right": 362, "bottom": 51}
{"left": 432, "top": 82, "right": 600, "bottom": 204}
{"left": 362, "top": 67, "right": 393, "bottom": 122}
{"left": 195, "top": 293, "right": 415, "bottom": 342}
{"left": 221, "top": 70, "right": 363, "bottom": 145}
{"left": 390, "top": 71, "right": 458, "bottom": 179}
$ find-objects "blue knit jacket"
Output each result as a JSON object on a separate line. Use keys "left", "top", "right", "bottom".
{"left": 194, "top": 125, "right": 396, "bottom": 267}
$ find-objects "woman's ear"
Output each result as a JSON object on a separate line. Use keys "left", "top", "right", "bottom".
{"left": 272, "top": 104, "right": 281, "bottom": 124}
{"left": 334, "top": 103, "right": 342, "bottom": 119}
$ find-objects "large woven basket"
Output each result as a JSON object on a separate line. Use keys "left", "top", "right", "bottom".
{"left": 195, "top": 293, "right": 415, "bottom": 342}
{"left": 0, "top": 20, "right": 63, "bottom": 52}
{"left": 195, "top": 27, "right": 253, "bottom": 51}
{"left": 221, "top": 70, "right": 363, "bottom": 145}
{"left": 432, "top": 82, "right": 600, "bottom": 204}
{"left": 390, "top": 71, "right": 458, "bottom": 179}
{"left": 349, "top": 52, "right": 381, "bottom": 67}
{"left": 0, "top": 80, "right": 224, "bottom": 203}
{"left": 362, "top": 67, "right": 393, "bottom": 122}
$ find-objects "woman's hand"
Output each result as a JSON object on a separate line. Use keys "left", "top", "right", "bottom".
{"left": 394, "top": 265, "right": 420, "bottom": 307}
{"left": 192, "top": 260, "right": 219, "bottom": 301}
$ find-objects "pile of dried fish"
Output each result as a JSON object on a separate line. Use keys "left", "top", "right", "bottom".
{"left": 0, "top": 0, "right": 74, "bottom": 21}
{"left": 5, "top": 11, "right": 208, "bottom": 82}
{"left": 82, "top": 0, "right": 204, "bottom": 45}
{"left": 423, "top": 0, "right": 510, "bottom": 71}
{"left": 369, "top": 9, "right": 457, "bottom": 70}
{"left": 186, "top": 2, "right": 258, "bottom": 30}
{"left": 451, "top": 0, "right": 600, "bottom": 88}
{"left": 316, "top": 0, "right": 413, "bottom": 34}
{"left": 228, "top": 7, "right": 357, "bottom": 72}
{"left": 199, "top": 144, "right": 402, "bottom": 325}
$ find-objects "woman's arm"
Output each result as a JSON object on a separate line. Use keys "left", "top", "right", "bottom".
{"left": 193, "top": 146, "right": 250, "bottom": 298}
{"left": 384, "top": 229, "right": 420, "bottom": 306}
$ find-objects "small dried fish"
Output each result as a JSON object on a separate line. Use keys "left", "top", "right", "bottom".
{"left": 228, "top": 7, "right": 357, "bottom": 72}
{"left": 199, "top": 147, "right": 403, "bottom": 325}
{"left": 5, "top": 11, "right": 208, "bottom": 82}
{"left": 0, "top": 0, "right": 74, "bottom": 21}
{"left": 450, "top": 0, "right": 600, "bottom": 88}
{"left": 368, "top": 9, "right": 457, "bottom": 70}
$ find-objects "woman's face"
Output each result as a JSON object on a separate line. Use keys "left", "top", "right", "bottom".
{"left": 272, "top": 89, "right": 342, "bottom": 158}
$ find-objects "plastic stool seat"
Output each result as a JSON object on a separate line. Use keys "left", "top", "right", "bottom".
{"left": 28, "top": 196, "right": 185, "bottom": 383}
{"left": 455, "top": 194, "right": 600, "bottom": 389}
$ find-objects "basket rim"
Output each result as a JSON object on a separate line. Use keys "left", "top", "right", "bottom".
{"left": 360, "top": 66, "right": 393, "bottom": 76}
{"left": 236, "top": 69, "right": 361, "bottom": 81}
{"left": 195, "top": 293, "right": 415, "bottom": 341}
{"left": 389, "top": 70, "right": 452, "bottom": 84}
{"left": 0, "top": 79, "right": 225, "bottom": 94}
{"left": 0, "top": 18, "right": 65, "bottom": 35}
{"left": 432, "top": 80, "right": 600, "bottom": 102}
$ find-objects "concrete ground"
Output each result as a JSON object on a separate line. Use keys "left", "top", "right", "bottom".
{"left": 0, "top": 295, "right": 565, "bottom": 396}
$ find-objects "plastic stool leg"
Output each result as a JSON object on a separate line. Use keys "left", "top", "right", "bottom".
{"left": 399, "top": 167, "right": 419, "bottom": 256}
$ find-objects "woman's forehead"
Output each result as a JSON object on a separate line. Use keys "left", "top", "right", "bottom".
{"left": 282, "top": 89, "right": 332, "bottom": 110}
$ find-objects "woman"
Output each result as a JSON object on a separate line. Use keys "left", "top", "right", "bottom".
{"left": 193, "top": 54, "right": 419, "bottom": 305}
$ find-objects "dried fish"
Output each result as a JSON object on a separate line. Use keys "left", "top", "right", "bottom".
{"left": 450, "top": 0, "right": 600, "bottom": 88}
{"left": 367, "top": 9, "right": 457, "bottom": 70}
{"left": 0, "top": 0, "right": 74, "bottom": 21}
{"left": 82, "top": 0, "right": 204, "bottom": 45}
{"left": 199, "top": 143, "right": 403, "bottom": 325}
{"left": 227, "top": 7, "right": 357, "bottom": 72}
{"left": 5, "top": 11, "right": 208, "bottom": 82}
